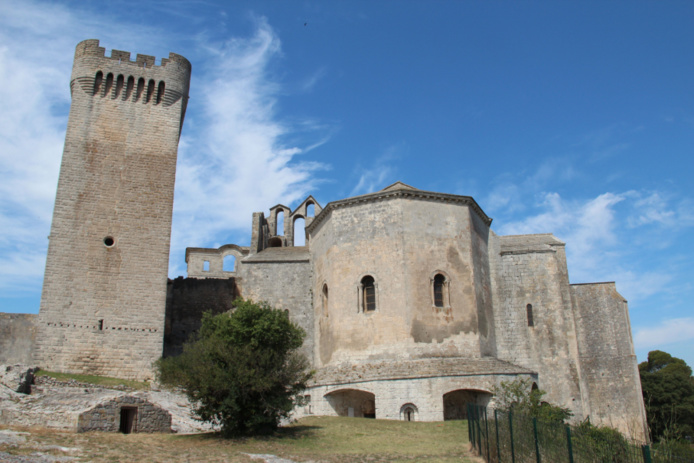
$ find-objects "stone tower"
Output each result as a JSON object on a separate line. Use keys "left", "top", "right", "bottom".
{"left": 34, "top": 40, "right": 191, "bottom": 380}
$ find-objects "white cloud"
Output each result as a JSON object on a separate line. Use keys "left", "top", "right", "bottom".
{"left": 633, "top": 318, "right": 694, "bottom": 350}
{"left": 168, "top": 18, "right": 328, "bottom": 275}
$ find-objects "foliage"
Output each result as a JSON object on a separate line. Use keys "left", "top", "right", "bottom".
{"left": 571, "top": 418, "right": 632, "bottom": 462}
{"left": 639, "top": 350, "right": 694, "bottom": 442}
{"left": 156, "top": 298, "right": 312, "bottom": 437}
{"left": 491, "top": 378, "right": 573, "bottom": 423}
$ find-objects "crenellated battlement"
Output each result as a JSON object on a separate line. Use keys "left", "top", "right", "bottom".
{"left": 75, "top": 39, "right": 191, "bottom": 71}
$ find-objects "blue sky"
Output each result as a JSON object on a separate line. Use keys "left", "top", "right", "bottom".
{"left": 1, "top": 0, "right": 692, "bottom": 367}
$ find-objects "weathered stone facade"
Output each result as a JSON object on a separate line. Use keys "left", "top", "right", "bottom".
{"left": 0, "top": 314, "right": 36, "bottom": 365}
{"left": 34, "top": 40, "right": 191, "bottom": 380}
{"left": 184, "top": 181, "right": 648, "bottom": 439}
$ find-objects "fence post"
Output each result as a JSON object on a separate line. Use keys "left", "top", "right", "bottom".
{"left": 566, "top": 425, "right": 574, "bottom": 463}
{"left": 471, "top": 405, "right": 477, "bottom": 452}
{"left": 532, "top": 417, "right": 541, "bottom": 463}
{"left": 484, "top": 407, "right": 490, "bottom": 462}
{"left": 495, "top": 409, "right": 501, "bottom": 462}
{"left": 476, "top": 406, "right": 482, "bottom": 455}
{"left": 509, "top": 410, "right": 515, "bottom": 463}
{"left": 642, "top": 444, "right": 652, "bottom": 463}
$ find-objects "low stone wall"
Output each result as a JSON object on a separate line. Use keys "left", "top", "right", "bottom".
{"left": 77, "top": 395, "right": 171, "bottom": 433}
{"left": 0, "top": 313, "right": 36, "bottom": 365}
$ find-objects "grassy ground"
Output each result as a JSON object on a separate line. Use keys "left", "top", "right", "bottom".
{"left": 1, "top": 416, "right": 478, "bottom": 462}
{"left": 34, "top": 370, "right": 151, "bottom": 390}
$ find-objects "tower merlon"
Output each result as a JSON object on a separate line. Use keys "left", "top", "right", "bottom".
{"left": 74, "top": 39, "right": 192, "bottom": 72}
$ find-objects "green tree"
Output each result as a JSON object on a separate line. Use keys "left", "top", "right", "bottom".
{"left": 639, "top": 350, "right": 694, "bottom": 442}
{"left": 491, "top": 378, "right": 573, "bottom": 422}
{"left": 157, "top": 299, "right": 312, "bottom": 436}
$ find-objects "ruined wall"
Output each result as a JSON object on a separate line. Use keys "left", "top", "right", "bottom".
{"left": 571, "top": 283, "right": 648, "bottom": 440}
{"left": 77, "top": 395, "right": 171, "bottom": 433}
{"left": 186, "top": 245, "right": 248, "bottom": 279}
{"left": 0, "top": 313, "right": 36, "bottom": 365}
{"left": 34, "top": 39, "right": 191, "bottom": 380}
{"left": 491, "top": 234, "right": 584, "bottom": 418}
{"left": 163, "top": 277, "right": 237, "bottom": 357}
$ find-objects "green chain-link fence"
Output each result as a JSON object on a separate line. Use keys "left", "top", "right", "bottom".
{"left": 468, "top": 404, "right": 694, "bottom": 463}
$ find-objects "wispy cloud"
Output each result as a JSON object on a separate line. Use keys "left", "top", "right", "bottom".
{"left": 169, "top": 17, "right": 328, "bottom": 275}
{"left": 349, "top": 143, "right": 405, "bottom": 196}
{"left": 634, "top": 317, "right": 694, "bottom": 350}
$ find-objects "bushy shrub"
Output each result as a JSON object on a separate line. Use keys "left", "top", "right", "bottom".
{"left": 157, "top": 299, "right": 312, "bottom": 436}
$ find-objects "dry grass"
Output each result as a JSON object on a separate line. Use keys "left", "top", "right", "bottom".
{"left": 1, "top": 416, "right": 477, "bottom": 462}
{"left": 35, "top": 370, "right": 151, "bottom": 390}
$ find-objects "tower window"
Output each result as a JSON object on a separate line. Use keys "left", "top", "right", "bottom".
{"left": 361, "top": 276, "right": 376, "bottom": 312}
{"left": 93, "top": 71, "right": 103, "bottom": 96}
{"left": 527, "top": 304, "right": 534, "bottom": 327}
{"left": 322, "top": 283, "right": 329, "bottom": 317}
{"left": 431, "top": 272, "right": 450, "bottom": 308}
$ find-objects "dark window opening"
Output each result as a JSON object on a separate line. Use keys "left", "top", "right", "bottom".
{"left": 103, "top": 236, "right": 114, "bottom": 247}
{"left": 156, "top": 81, "right": 165, "bottom": 104}
{"left": 114, "top": 74, "right": 124, "bottom": 99}
{"left": 124, "top": 76, "right": 134, "bottom": 100}
{"left": 268, "top": 237, "right": 283, "bottom": 247}
{"left": 119, "top": 407, "right": 137, "bottom": 434}
{"left": 145, "top": 79, "right": 155, "bottom": 103}
{"left": 104, "top": 73, "right": 113, "bottom": 98}
{"left": 532, "top": 382, "right": 539, "bottom": 391}
{"left": 98, "top": 319, "right": 104, "bottom": 331}
{"left": 527, "top": 304, "right": 534, "bottom": 327}
{"left": 434, "top": 274, "right": 446, "bottom": 307}
{"left": 362, "top": 276, "right": 376, "bottom": 312}
{"left": 135, "top": 78, "right": 145, "bottom": 101}
{"left": 93, "top": 71, "right": 103, "bottom": 96}
{"left": 322, "top": 284, "right": 329, "bottom": 316}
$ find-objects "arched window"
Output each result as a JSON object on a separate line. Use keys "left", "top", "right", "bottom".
{"left": 135, "top": 78, "right": 145, "bottom": 101}
{"left": 307, "top": 202, "right": 315, "bottom": 217}
{"left": 294, "top": 217, "right": 306, "bottom": 246}
{"left": 124, "top": 76, "right": 134, "bottom": 101}
{"left": 93, "top": 71, "right": 103, "bottom": 96}
{"left": 431, "top": 272, "right": 450, "bottom": 308}
{"left": 114, "top": 74, "right": 124, "bottom": 99}
{"left": 104, "top": 73, "right": 114, "bottom": 98}
{"left": 527, "top": 304, "right": 534, "bottom": 327}
{"left": 400, "top": 403, "right": 418, "bottom": 421}
{"left": 361, "top": 276, "right": 376, "bottom": 312}
{"left": 434, "top": 274, "right": 446, "bottom": 307}
{"left": 156, "top": 81, "right": 165, "bottom": 104}
{"left": 223, "top": 255, "right": 235, "bottom": 272}
{"left": 145, "top": 79, "right": 155, "bottom": 103}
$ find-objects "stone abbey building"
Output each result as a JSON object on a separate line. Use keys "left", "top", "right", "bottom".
{"left": 18, "top": 40, "right": 648, "bottom": 439}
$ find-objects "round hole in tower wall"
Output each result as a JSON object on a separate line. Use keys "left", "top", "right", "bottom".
{"left": 103, "top": 236, "right": 115, "bottom": 247}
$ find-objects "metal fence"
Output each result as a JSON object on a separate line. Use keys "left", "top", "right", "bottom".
{"left": 467, "top": 404, "right": 694, "bottom": 463}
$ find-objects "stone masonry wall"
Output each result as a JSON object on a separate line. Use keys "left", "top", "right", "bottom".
{"left": 310, "top": 195, "right": 490, "bottom": 368}
{"left": 238, "top": 255, "right": 314, "bottom": 362}
{"left": 571, "top": 283, "right": 648, "bottom": 440}
{"left": 34, "top": 39, "right": 191, "bottom": 380}
{"left": 0, "top": 313, "right": 36, "bottom": 365}
{"left": 163, "top": 277, "right": 237, "bottom": 357}
{"left": 77, "top": 395, "right": 171, "bottom": 433}
{"left": 490, "top": 233, "right": 584, "bottom": 419}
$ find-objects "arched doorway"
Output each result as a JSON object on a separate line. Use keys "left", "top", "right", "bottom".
{"left": 324, "top": 389, "right": 376, "bottom": 418}
{"left": 443, "top": 389, "right": 492, "bottom": 420}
